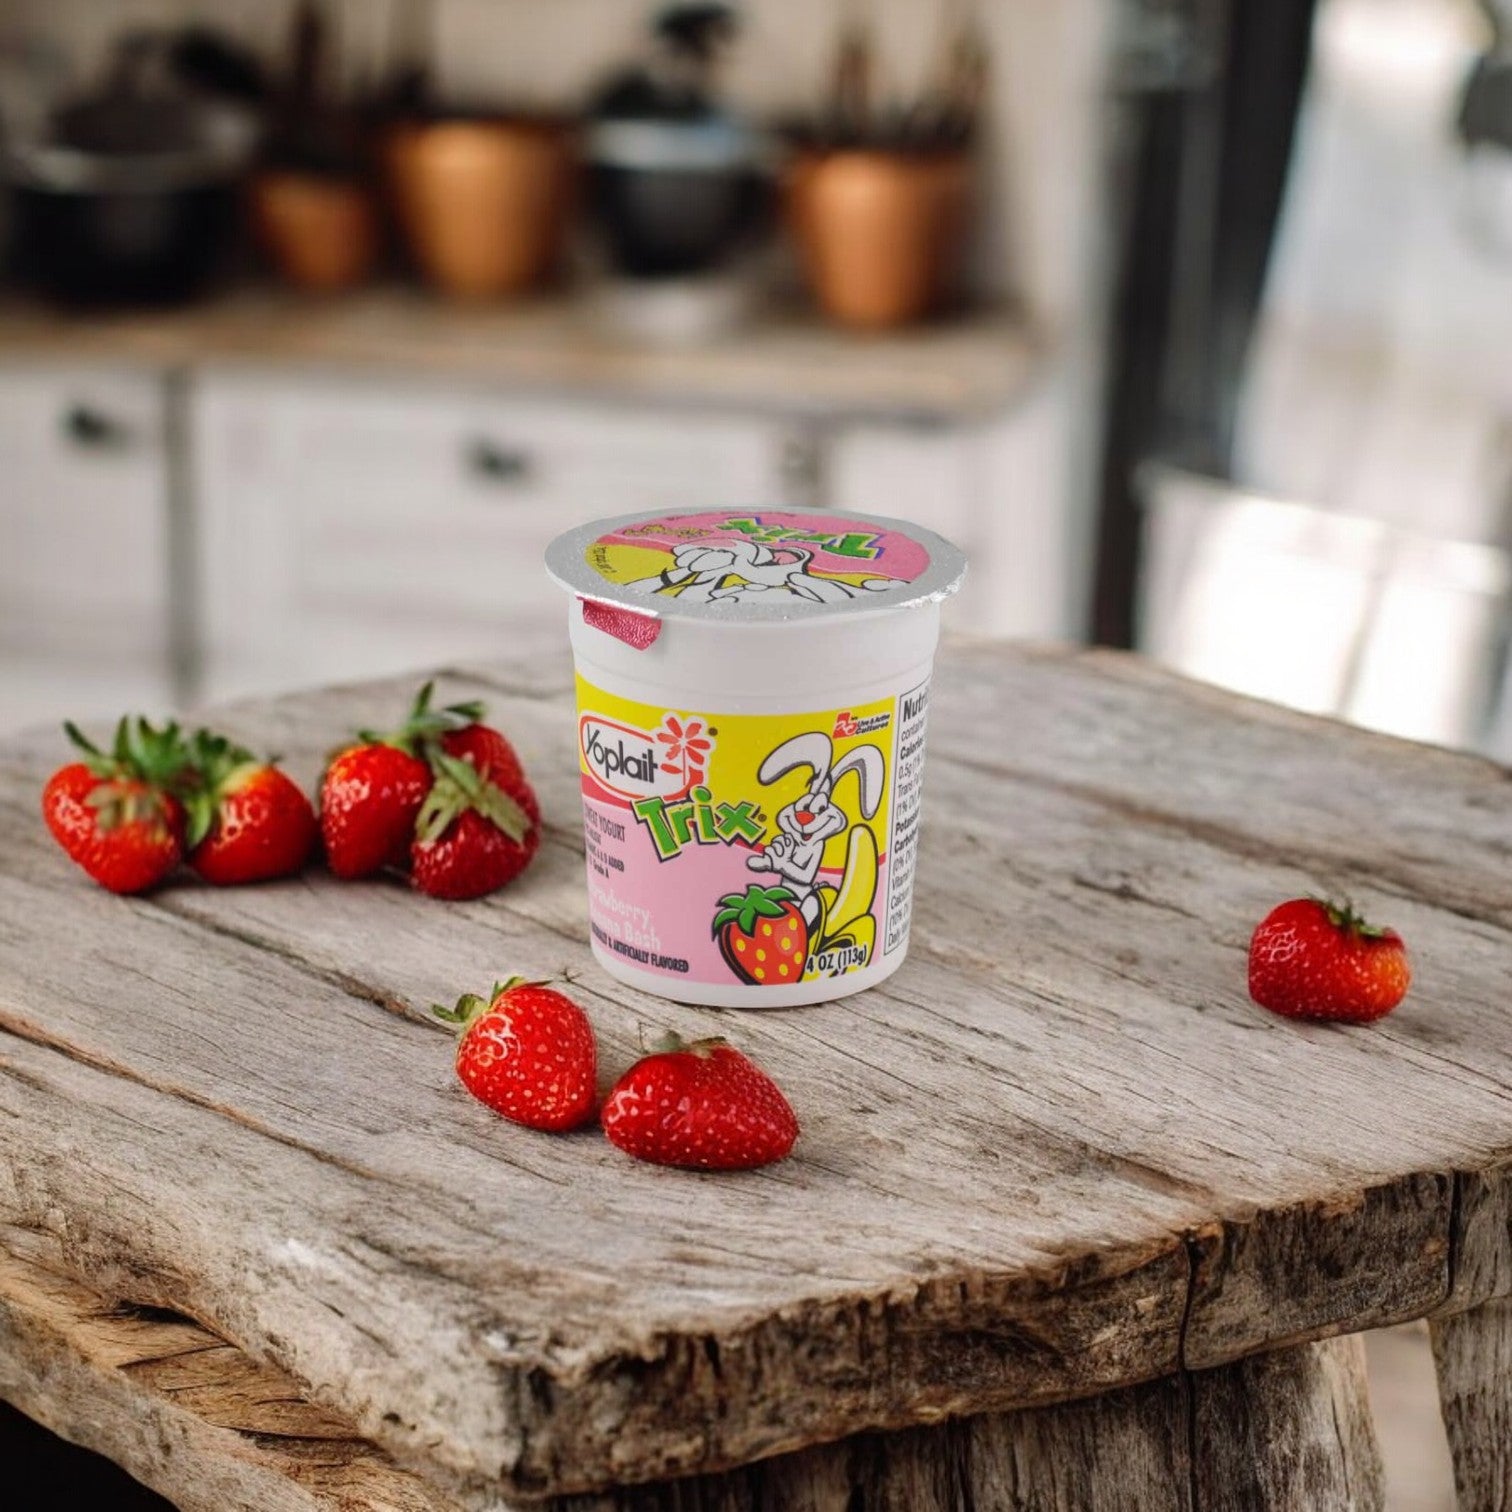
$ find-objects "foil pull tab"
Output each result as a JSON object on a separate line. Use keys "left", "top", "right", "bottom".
{"left": 580, "top": 597, "right": 662, "bottom": 650}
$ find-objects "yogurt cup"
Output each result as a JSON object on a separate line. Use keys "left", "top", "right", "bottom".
{"left": 545, "top": 508, "right": 966, "bottom": 1007}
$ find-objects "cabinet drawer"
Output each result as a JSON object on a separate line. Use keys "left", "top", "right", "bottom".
{"left": 195, "top": 375, "right": 789, "bottom": 694}
{"left": 0, "top": 366, "right": 169, "bottom": 660}
{"left": 272, "top": 381, "right": 781, "bottom": 621}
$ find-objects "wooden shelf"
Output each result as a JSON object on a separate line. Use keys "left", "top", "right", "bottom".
{"left": 0, "top": 286, "right": 1040, "bottom": 425}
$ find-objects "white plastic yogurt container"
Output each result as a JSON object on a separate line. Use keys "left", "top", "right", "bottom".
{"left": 545, "top": 508, "right": 966, "bottom": 1007}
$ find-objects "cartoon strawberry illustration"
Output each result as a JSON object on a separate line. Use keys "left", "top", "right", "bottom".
{"left": 714, "top": 884, "right": 808, "bottom": 985}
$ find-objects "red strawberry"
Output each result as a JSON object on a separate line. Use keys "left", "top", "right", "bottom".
{"left": 41, "top": 718, "right": 191, "bottom": 894}
{"left": 714, "top": 885, "right": 808, "bottom": 986}
{"left": 184, "top": 733, "right": 316, "bottom": 885}
{"left": 433, "top": 977, "right": 596, "bottom": 1132}
{"left": 410, "top": 726, "right": 540, "bottom": 901}
{"left": 439, "top": 723, "right": 525, "bottom": 783}
{"left": 1248, "top": 897, "right": 1411, "bottom": 1022}
{"left": 319, "top": 682, "right": 480, "bottom": 878}
{"left": 321, "top": 744, "right": 432, "bottom": 878}
{"left": 601, "top": 1034, "right": 799, "bottom": 1170}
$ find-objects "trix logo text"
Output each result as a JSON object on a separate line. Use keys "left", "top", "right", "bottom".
{"left": 633, "top": 786, "right": 764, "bottom": 861}
{"left": 721, "top": 517, "right": 882, "bottom": 560}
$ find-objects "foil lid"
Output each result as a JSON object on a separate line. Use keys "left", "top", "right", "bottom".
{"left": 545, "top": 508, "right": 968, "bottom": 629}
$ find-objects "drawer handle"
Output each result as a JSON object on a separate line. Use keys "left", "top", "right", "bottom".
{"left": 467, "top": 440, "right": 533, "bottom": 486}
{"left": 62, "top": 405, "right": 131, "bottom": 450}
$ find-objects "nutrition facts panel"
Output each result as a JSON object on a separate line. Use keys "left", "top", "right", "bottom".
{"left": 884, "top": 679, "right": 931, "bottom": 955}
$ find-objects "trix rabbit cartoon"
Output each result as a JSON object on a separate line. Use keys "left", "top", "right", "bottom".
{"left": 626, "top": 538, "right": 896, "bottom": 605}
{"left": 714, "top": 731, "right": 886, "bottom": 984}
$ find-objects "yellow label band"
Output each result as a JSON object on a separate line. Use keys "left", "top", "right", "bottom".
{"left": 575, "top": 675, "right": 930, "bottom": 988}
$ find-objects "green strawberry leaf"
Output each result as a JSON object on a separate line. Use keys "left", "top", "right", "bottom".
{"left": 1311, "top": 895, "right": 1391, "bottom": 941}
{"left": 431, "top": 991, "right": 493, "bottom": 1031}
{"left": 644, "top": 1030, "right": 727, "bottom": 1058}
{"left": 714, "top": 883, "right": 799, "bottom": 938}
{"left": 415, "top": 752, "right": 531, "bottom": 846}
{"left": 361, "top": 681, "right": 489, "bottom": 755}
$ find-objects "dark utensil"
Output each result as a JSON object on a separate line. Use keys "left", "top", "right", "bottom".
{"left": 11, "top": 180, "right": 239, "bottom": 306}
{"left": 166, "top": 27, "right": 270, "bottom": 107}
{"left": 830, "top": 20, "right": 874, "bottom": 141}
{"left": 4, "top": 31, "right": 256, "bottom": 307}
{"left": 374, "top": 0, "right": 437, "bottom": 121}
{"left": 588, "top": 118, "right": 767, "bottom": 277}
{"left": 585, "top": 1, "right": 769, "bottom": 279}
{"left": 787, "top": 0, "right": 988, "bottom": 154}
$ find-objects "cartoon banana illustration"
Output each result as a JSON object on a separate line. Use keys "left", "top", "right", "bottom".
{"left": 818, "top": 825, "right": 878, "bottom": 964}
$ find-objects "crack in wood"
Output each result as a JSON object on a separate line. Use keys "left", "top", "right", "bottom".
{"left": 0, "top": 999, "right": 392, "bottom": 1188}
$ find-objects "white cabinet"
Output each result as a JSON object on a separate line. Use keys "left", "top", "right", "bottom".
{"left": 194, "top": 374, "right": 793, "bottom": 699}
{"left": 0, "top": 365, "right": 174, "bottom": 730}
{"left": 831, "top": 390, "right": 1090, "bottom": 642}
{"left": 0, "top": 358, "right": 1068, "bottom": 728}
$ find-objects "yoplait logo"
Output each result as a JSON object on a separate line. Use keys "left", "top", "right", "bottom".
{"left": 581, "top": 711, "right": 714, "bottom": 802}
{"left": 582, "top": 710, "right": 762, "bottom": 859}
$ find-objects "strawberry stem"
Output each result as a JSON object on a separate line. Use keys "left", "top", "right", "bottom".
{"left": 357, "top": 681, "right": 486, "bottom": 757}
{"left": 63, "top": 715, "right": 199, "bottom": 798}
{"left": 645, "top": 1030, "right": 728, "bottom": 1058}
{"left": 1311, "top": 895, "right": 1390, "bottom": 941}
{"left": 414, "top": 751, "right": 530, "bottom": 846}
{"left": 431, "top": 976, "right": 538, "bottom": 1031}
{"left": 431, "top": 992, "right": 493, "bottom": 1030}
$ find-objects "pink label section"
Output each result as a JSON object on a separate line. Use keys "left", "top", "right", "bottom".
{"left": 582, "top": 781, "right": 886, "bottom": 984}
{"left": 592, "top": 511, "right": 932, "bottom": 586}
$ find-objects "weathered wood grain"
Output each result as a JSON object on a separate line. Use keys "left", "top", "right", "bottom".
{"left": 1443, "top": 1161, "right": 1512, "bottom": 1314}
{"left": 1192, "top": 1336, "right": 1385, "bottom": 1511}
{"left": 2, "top": 1223, "right": 1392, "bottom": 1512}
{"left": 0, "top": 1220, "right": 1196, "bottom": 1512}
{"left": 1430, "top": 1301, "right": 1512, "bottom": 1512}
{"left": 566, "top": 1378, "right": 1194, "bottom": 1512}
{"left": 1, "top": 644, "right": 1510, "bottom": 1501}
{"left": 0, "top": 1224, "right": 459, "bottom": 1512}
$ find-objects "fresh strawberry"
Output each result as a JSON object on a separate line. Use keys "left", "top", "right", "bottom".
{"left": 433, "top": 977, "right": 596, "bottom": 1132}
{"left": 410, "top": 726, "right": 540, "bottom": 901}
{"left": 321, "top": 744, "right": 432, "bottom": 877}
{"left": 41, "top": 718, "right": 191, "bottom": 894}
{"left": 601, "top": 1034, "right": 799, "bottom": 1170}
{"left": 714, "top": 884, "right": 808, "bottom": 986}
{"left": 183, "top": 732, "right": 316, "bottom": 885}
{"left": 1248, "top": 897, "right": 1411, "bottom": 1023}
{"left": 438, "top": 723, "right": 525, "bottom": 784}
{"left": 319, "top": 683, "right": 479, "bottom": 878}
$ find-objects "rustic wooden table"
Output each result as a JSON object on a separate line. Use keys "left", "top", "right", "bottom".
{"left": 0, "top": 644, "right": 1508, "bottom": 1512}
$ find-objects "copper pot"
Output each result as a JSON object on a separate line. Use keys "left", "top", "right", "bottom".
{"left": 386, "top": 119, "right": 574, "bottom": 300}
{"left": 785, "top": 148, "right": 972, "bottom": 330}
{"left": 250, "top": 170, "right": 380, "bottom": 293}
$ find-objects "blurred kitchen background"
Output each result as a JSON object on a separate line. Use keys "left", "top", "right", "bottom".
{"left": 5, "top": 0, "right": 1512, "bottom": 771}
{"left": 0, "top": 0, "right": 1503, "bottom": 1506}
{"left": 0, "top": 0, "right": 1095, "bottom": 731}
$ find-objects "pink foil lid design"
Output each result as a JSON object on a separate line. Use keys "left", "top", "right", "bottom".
{"left": 547, "top": 508, "right": 966, "bottom": 632}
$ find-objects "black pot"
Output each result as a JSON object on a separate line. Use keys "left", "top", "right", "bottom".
{"left": 5, "top": 33, "right": 256, "bottom": 308}
{"left": 11, "top": 177, "right": 241, "bottom": 307}
{"left": 586, "top": 118, "right": 768, "bottom": 279}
